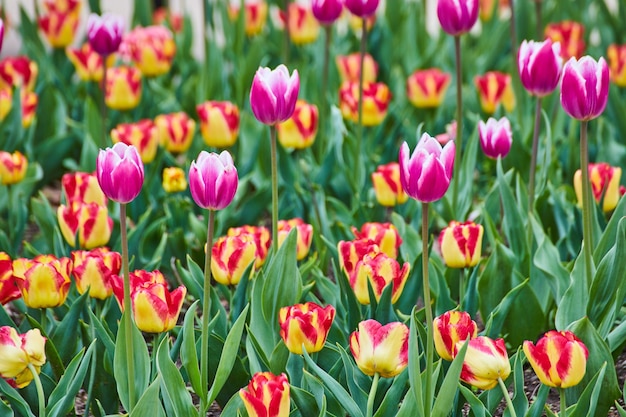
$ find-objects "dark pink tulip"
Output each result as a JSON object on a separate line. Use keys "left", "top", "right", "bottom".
{"left": 0, "top": 19, "right": 4, "bottom": 53}
{"left": 312, "top": 0, "right": 344, "bottom": 24}
{"left": 560, "top": 56, "right": 609, "bottom": 121}
{"left": 343, "top": 0, "right": 379, "bottom": 18}
{"left": 399, "top": 133, "right": 455, "bottom": 203}
{"left": 87, "top": 13, "right": 125, "bottom": 56}
{"left": 96, "top": 143, "right": 144, "bottom": 204}
{"left": 518, "top": 40, "right": 563, "bottom": 97}
{"left": 478, "top": 117, "right": 512, "bottom": 159}
{"left": 250, "top": 65, "right": 300, "bottom": 125}
{"left": 189, "top": 150, "right": 238, "bottom": 210}
{"left": 437, "top": 0, "right": 479, "bottom": 36}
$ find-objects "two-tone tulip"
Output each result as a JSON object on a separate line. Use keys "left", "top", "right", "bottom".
{"left": 240, "top": 372, "right": 290, "bottom": 417}
{"left": 162, "top": 167, "right": 187, "bottom": 193}
{"left": 350, "top": 319, "right": 409, "bottom": 378}
{"left": 228, "top": 225, "right": 271, "bottom": 268}
{"left": 87, "top": 13, "right": 125, "bottom": 56}
{"left": 474, "top": 71, "right": 515, "bottom": 114}
{"left": 336, "top": 53, "right": 378, "bottom": 83}
{"left": 0, "top": 19, "right": 4, "bottom": 53}
{"left": 434, "top": 311, "right": 478, "bottom": 361}
{"left": 0, "top": 90, "right": 38, "bottom": 128}
{"left": 545, "top": 21, "right": 585, "bottom": 60}
{"left": 211, "top": 235, "right": 257, "bottom": 285}
{"left": 96, "top": 142, "right": 145, "bottom": 204}
{"left": 0, "top": 327, "right": 46, "bottom": 388}
{"left": 228, "top": 0, "right": 269, "bottom": 36}
{"left": 371, "top": 162, "right": 409, "bottom": 207}
{"left": 279, "top": 302, "right": 335, "bottom": 354}
{"left": 352, "top": 222, "right": 402, "bottom": 259}
{"left": 337, "top": 238, "right": 380, "bottom": 278}
{"left": 523, "top": 330, "right": 588, "bottom": 388}
{"left": 518, "top": 39, "right": 563, "bottom": 97}
{"left": 105, "top": 66, "right": 142, "bottom": 110}
{"left": 0, "top": 150, "right": 28, "bottom": 185}
{"left": 189, "top": 150, "right": 238, "bottom": 210}
{"left": 339, "top": 81, "right": 390, "bottom": 126}
{"left": 406, "top": 68, "right": 451, "bottom": 109}
{"left": 437, "top": 0, "right": 479, "bottom": 36}
{"left": 311, "top": 0, "right": 343, "bottom": 25}
{"left": 197, "top": 101, "right": 240, "bottom": 148}
{"left": 560, "top": 56, "right": 609, "bottom": 121}
{"left": 71, "top": 248, "right": 121, "bottom": 300}
{"left": 399, "top": 133, "right": 455, "bottom": 203}
{"left": 57, "top": 201, "right": 113, "bottom": 249}
{"left": 457, "top": 336, "right": 510, "bottom": 390}
{"left": 155, "top": 112, "right": 196, "bottom": 154}
{"left": 12, "top": 255, "right": 72, "bottom": 308}
{"left": 277, "top": 100, "right": 318, "bottom": 149}
{"left": 478, "top": 117, "right": 512, "bottom": 159}
{"left": 120, "top": 26, "right": 176, "bottom": 77}
{"left": 250, "top": 64, "right": 300, "bottom": 125}
{"left": 439, "top": 220, "right": 484, "bottom": 268}
{"left": 574, "top": 162, "right": 622, "bottom": 212}
{"left": 343, "top": 0, "right": 380, "bottom": 17}
{"left": 350, "top": 252, "right": 410, "bottom": 304}
{"left": 286, "top": 2, "right": 319, "bottom": 45}
{"left": 0, "top": 253, "right": 20, "bottom": 305}
{"left": 61, "top": 171, "right": 106, "bottom": 206}
{"left": 111, "top": 119, "right": 159, "bottom": 163}
{"left": 38, "top": 0, "right": 81, "bottom": 48}
{"left": 277, "top": 218, "right": 313, "bottom": 260}
{"left": 0, "top": 56, "right": 38, "bottom": 93}
{"left": 608, "top": 44, "right": 626, "bottom": 87}
{"left": 66, "top": 43, "right": 112, "bottom": 82}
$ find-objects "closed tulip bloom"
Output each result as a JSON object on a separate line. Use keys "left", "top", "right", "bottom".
{"left": 0, "top": 252, "right": 20, "bottom": 305}
{"left": 240, "top": 372, "right": 290, "bottom": 417}
{"left": 211, "top": 235, "right": 257, "bottom": 285}
{"left": 228, "top": 226, "right": 271, "bottom": 268}
{"left": 277, "top": 99, "right": 318, "bottom": 149}
{"left": 0, "top": 19, "right": 4, "bottom": 52}
{"left": 352, "top": 222, "right": 402, "bottom": 259}
{"left": 372, "top": 162, "right": 409, "bottom": 207}
{"left": 339, "top": 81, "right": 390, "bottom": 126}
{"left": 399, "top": 133, "right": 455, "bottom": 203}
{"left": 71, "top": 248, "right": 121, "bottom": 299}
{"left": 96, "top": 142, "right": 145, "bottom": 204}
{"left": 434, "top": 311, "right": 478, "bottom": 361}
{"left": 197, "top": 101, "right": 240, "bottom": 148}
{"left": 518, "top": 40, "right": 563, "bottom": 97}
{"left": 155, "top": 112, "right": 196, "bottom": 154}
{"left": 57, "top": 201, "right": 113, "bottom": 249}
{"left": 350, "top": 320, "right": 409, "bottom": 378}
{"left": 111, "top": 119, "right": 159, "bottom": 163}
{"left": 437, "top": 0, "right": 479, "bottom": 36}
{"left": 87, "top": 13, "right": 125, "bottom": 56}
{"left": 0, "top": 90, "right": 38, "bottom": 128}
{"left": 338, "top": 238, "right": 380, "bottom": 278}
{"left": 38, "top": 0, "right": 81, "bottom": 48}
{"left": 474, "top": 71, "right": 515, "bottom": 114}
{"left": 0, "top": 327, "right": 46, "bottom": 388}
{"left": 560, "top": 56, "right": 609, "bottom": 121}
{"left": 120, "top": 26, "right": 176, "bottom": 77}
{"left": 0, "top": 56, "right": 38, "bottom": 93}
{"left": 478, "top": 117, "right": 512, "bottom": 159}
{"left": 312, "top": 0, "right": 343, "bottom": 24}
{"left": 250, "top": 65, "right": 300, "bottom": 125}
{"left": 228, "top": 0, "right": 269, "bottom": 36}
{"left": 286, "top": 3, "right": 319, "bottom": 45}
{"left": 61, "top": 171, "right": 106, "bottom": 206}
{"left": 406, "top": 68, "right": 451, "bottom": 109}
{"left": 336, "top": 53, "right": 378, "bottom": 83}
{"left": 523, "top": 330, "right": 588, "bottom": 388}
{"left": 162, "top": 167, "right": 187, "bottom": 193}
{"left": 0, "top": 150, "right": 28, "bottom": 185}
{"left": 350, "top": 252, "right": 410, "bottom": 304}
{"left": 545, "top": 21, "right": 585, "bottom": 60}
{"left": 189, "top": 150, "right": 238, "bottom": 210}
{"left": 277, "top": 218, "right": 313, "bottom": 260}
{"left": 105, "top": 66, "right": 142, "bottom": 110}
{"left": 608, "top": 44, "right": 626, "bottom": 87}
{"left": 12, "top": 255, "right": 72, "bottom": 308}
{"left": 479, "top": 0, "right": 496, "bottom": 22}
{"left": 66, "top": 43, "right": 113, "bottom": 82}
{"left": 574, "top": 163, "right": 622, "bottom": 212}
{"left": 456, "top": 336, "right": 510, "bottom": 390}
{"left": 279, "top": 302, "right": 336, "bottom": 354}
{"left": 439, "top": 221, "right": 484, "bottom": 268}
{"left": 343, "top": 0, "right": 379, "bottom": 17}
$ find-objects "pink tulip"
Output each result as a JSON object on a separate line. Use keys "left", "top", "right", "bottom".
{"left": 560, "top": 56, "right": 609, "bottom": 121}
{"left": 250, "top": 64, "right": 299, "bottom": 125}
{"left": 518, "top": 39, "right": 563, "bottom": 97}
{"left": 96, "top": 143, "right": 144, "bottom": 204}
{"left": 343, "top": 0, "right": 379, "bottom": 18}
{"left": 312, "top": 0, "right": 343, "bottom": 24}
{"left": 478, "top": 117, "right": 512, "bottom": 159}
{"left": 189, "top": 150, "right": 238, "bottom": 210}
{"left": 437, "top": 0, "right": 479, "bottom": 36}
{"left": 87, "top": 13, "right": 125, "bottom": 56}
{"left": 0, "top": 19, "right": 4, "bottom": 53}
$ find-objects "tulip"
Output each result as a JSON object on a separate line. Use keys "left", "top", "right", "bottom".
{"left": 545, "top": 21, "right": 585, "bottom": 60}
{"left": 523, "top": 330, "right": 588, "bottom": 388}
{"left": 439, "top": 220, "right": 484, "bottom": 268}
{"left": 0, "top": 150, "right": 28, "bottom": 185}
{"left": 38, "top": 0, "right": 81, "bottom": 48}
{"left": 608, "top": 44, "right": 626, "bottom": 87}
{"left": 71, "top": 248, "right": 121, "bottom": 299}
{"left": 479, "top": 0, "right": 496, "bottom": 22}
{"left": 239, "top": 372, "right": 290, "bottom": 417}
{"left": 196, "top": 101, "right": 240, "bottom": 148}
{"left": 352, "top": 222, "right": 402, "bottom": 259}
{"left": 0, "top": 56, "right": 38, "bottom": 93}
{"left": 57, "top": 201, "right": 113, "bottom": 249}
{"left": 336, "top": 52, "right": 378, "bottom": 83}
{"left": 228, "top": 226, "right": 271, "bottom": 268}
{"left": 61, "top": 171, "right": 107, "bottom": 206}
{"left": 347, "top": 13, "right": 376, "bottom": 33}
{"left": 435, "top": 120, "right": 457, "bottom": 145}
{"left": 228, "top": 0, "right": 269, "bottom": 36}
{"left": 343, "top": 0, "right": 379, "bottom": 17}
{"left": 162, "top": 167, "right": 187, "bottom": 193}
{"left": 285, "top": 2, "right": 320, "bottom": 45}
{"left": 277, "top": 218, "right": 313, "bottom": 260}
{"left": 478, "top": 117, "right": 512, "bottom": 159}
{"left": 279, "top": 302, "right": 335, "bottom": 354}
{"left": 433, "top": 311, "right": 478, "bottom": 361}
{"left": 12, "top": 255, "right": 72, "bottom": 308}
{"left": 437, "top": 0, "right": 479, "bottom": 36}
{"left": 399, "top": 133, "right": 455, "bottom": 203}
{"left": 337, "top": 238, "right": 380, "bottom": 278}
{"left": 371, "top": 162, "right": 409, "bottom": 207}
{"left": 87, "top": 13, "right": 125, "bottom": 56}
{"left": 105, "top": 65, "right": 142, "bottom": 110}
{"left": 456, "top": 336, "right": 510, "bottom": 390}
{"left": 277, "top": 99, "right": 318, "bottom": 149}
{"left": 406, "top": 68, "right": 451, "bottom": 109}
{"left": 518, "top": 39, "right": 563, "bottom": 97}
{"left": 0, "top": 252, "right": 20, "bottom": 305}
{"left": 211, "top": 235, "right": 257, "bottom": 285}
{"left": 189, "top": 150, "right": 238, "bottom": 211}
{"left": 111, "top": 119, "right": 159, "bottom": 164}
{"left": 0, "top": 327, "right": 46, "bottom": 388}
{"left": 574, "top": 162, "right": 622, "bottom": 212}
{"left": 474, "top": 71, "right": 515, "bottom": 115}
{"left": 0, "top": 90, "right": 38, "bottom": 128}
{"left": 66, "top": 43, "right": 112, "bottom": 82}
{"left": 560, "top": 56, "right": 609, "bottom": 121}
{"left": 0, "top": 19, "right": 4, "bottom": 53}
{"left": 311, "top": 0, "right": 343, "bottom": 24}
{"left": 120, "top": 26, "right": 176, "bottom": 77}
{"left": 350, "top": 319, "right": 409, "bottom": 378}
{"left": 96, "top": 142, "right": 145, "bottom": 204}
{"left": 250, "top": 65, "right": 300, "bottom": 125}
{"left": 155, "top": 112, "right": 196, "bottom": 154}
{"left": 153, "top": 7, "right": 183, "bottom": 33}
{"left": 339, "top": 81, "right": 390, "bottom": 126}
{"left": 350, "top": 252, "right": 410, "bottom": 304}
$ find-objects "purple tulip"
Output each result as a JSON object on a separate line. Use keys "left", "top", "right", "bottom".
{"left": 87, "top": 13, "right": 125, "bottom": 56}
{"left": 436, "top": 0, "right": 479, "bottom": 36}
{"left": 0, "top": 19, "right": 4, "bottom": 53}
{"left": 343, "top": 0, "right": 379, "bottom": 18}
{"left": 399, "top": 133, "right": 455, "bottom": 203}
{"left": 479, "top": 117, "right": 513, "bottom": 159}
{"left": 560, "top": 56, "right": 609, "bottom": 121}
{"left": 250, "top": 65, "right": 300, "bottom": 125}
{"left": 518, "top": 40, "right": 563, "bottom": 97}
{"left": 96, "top": 143, "right": 144, "bottom": 204}
{"left": 312, "top": 0, "right": 344, "bottom": 25}
{"left": 189, "top": 151, "right": 239, "bottom": 210}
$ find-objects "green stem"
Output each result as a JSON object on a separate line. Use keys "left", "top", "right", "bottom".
{"left": 366, "top": 372, "right": 380, "bottom": 417}
{"left": 559, "top": 387, "right": 567, "bottom": 417}
{"left": 100, "top": 56, "right": 108, "bottom": 148}
{"left": 509, "top": 0, "right": 518, "bottom": 74}
{"left": 579, "top": 120, "right": 593, "bottom": 287}
{"left": 356, "top": 16, "right": 367, "bottom": 197}
{"left": 270, "top": 125, "right": 279, "bottom": 254}
{"left": 534, "top": 0, "right": 542, "bottom": 39}
{"left": 422, "top": 202, "right": 434, "bottom": 417}
{"left": 284, "top": 0, "right": 291, "bottom": 64}
{"left": 40, "top": 308, "right": 46, "bottom": 335}
{"left": 28, "top": 363, "right": 45, "bottom": 417}
{"left": 120, "top": 203, "right": 136, "bottom": 411}
{"left": 317, "top": 24, "right": 332, "bottom": 162}
{"left": 459, "top": 268, "right": 468, "bottom": 311}
{"left": 497, "top": 377, "right": 517, "bottom": 417}
{"left": 528, "top": 97, "right": 542, "bottom": 217}
{"left": 200, "top": 209, "right": 215, "bottom": 416}
{"left": 451, "top": 35, "right": 463, "bottom": 216}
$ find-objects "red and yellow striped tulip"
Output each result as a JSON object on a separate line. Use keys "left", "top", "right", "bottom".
{"left": 336, "top": 52, "right": 378, "bottom": 83}
{"left": 196, "top": 101, "right": 240, "bottom": 148}
{"left": 0, "top": 56, "right": 38, "bottom": 93}
{"left": 545, "top": 20, "right": 585, "bottom": 60}
{"left": 371, "top": 162, "right": 409, "bottom": 207}
{"left": 227, "top": 225, "right": 271, "bottom": 268}
{"left": 337, "top": 238, "right": 380, "bottom": 278}
{"left": 38, "top": 0, "right": 81, "bottom": 48}
{"left": 111, "top": 119, "right": 159, "bottom": 163}
{"left": 456, "top": 336, "right": 510, "bottom": 390}
{"left": 352, "top": 222, "right": 402, "bottom": 259}
{"left": 239, "top": 372, "right": 290, "bottom": 417}
{"left": 105, "top": 66, "right": 142, "bottom": 110}
{"left": 0, "top": 150, "right": 28, "bottom": 185}
{"left": 0, "top": 89, "right": 38, "bottom": 128}
{"left": 61, "top": 171, "right": 106, "bottom": 206}
{"left": 211, "top": 235, "right": 257, "bottom": 285}
{"left": 474, "top": 71, "right": 515, "bottom": 115}
{"left": 339, "top": 81, "right": 390, "bottom": 126}
{"left": 12, "top": 255, "right": 72, "bottom": 308}
{"left": 286, "top": 2, "right": 320, "bottom": 45}
{"left": 438, "top": 220, "right": 484, "bottom": 268}
{"left": 350, "top": 252, "right": 410, "bottom": 304}
{"left": 66, "top": 43, "right": 113, "bottom": 82}
{"left": 277, "top": 100, "right": 318, "bottom": 149}
{"left": 71, "top": 248, "right": 121, "bottom": 300}
{"left": 155, "top": 112, "right": 196, "bottom": 153}
{"left": 406, "top": 68, "right": 451, "bottom": 109}
{"left": 0, "top": 252, "right": 20, "bottom": 305}
{"left": 0, "top": 327, "right": 46, "bottom": 388}
{"left": 57, "top": 201, "right": 113, "bottom": 249}
{"left": 120, "top": 26, "right": 176, "bottom": 77}
{"left": 574, "top": 162, "right": 622, "bottom": 212}
{"left": 608, "top": 44, "right": 626, "bottom": 87}
{"left": 277, "top": 218, "right": 313, "bottom": 260}
{"left": 433, "top": 311, "right": 478, "bottom": 361}
{"left": 279, "top": 302, "right": 335, "bottom": 354}
{"left": 228, "top": 0, "right": 269, "bottom": 36}
{"left": 350, "top": 319, "right": 409, "bottom": 378}
{"left": 162, "top": 167, "right": 187, "bottom": 193}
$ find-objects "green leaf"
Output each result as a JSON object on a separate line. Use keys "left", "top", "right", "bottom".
{"left": 373, "top": 369, "right": 409, "bottom": 417}
{"left": 531, "top": 215, "right": 570, "bottom": 302}
{"left": 432, "top": 340, "right": 467, "bottom": 417}
{"left": 50, "top": 290, "right": 89, "bottom": 363}
{"left": 129, "top": 376, "right": 165, "bottom": 417}
{"left": 338, "top": 344, "right": 369, "bottom": 414}
{"left": 0, "top": 398, "right": 14, "bottom": 417}
{"left": 568, "top": 363, "right": 607, "bottom": 417}
{"left": 156, "top": 337, "right": 196, "bottom": 416}
{"left": 525, "top": 384, "right": 549, "bottom": 417}
{"left": 181, "top": 301, "right": 202, "bottom": 395}
{"left": 409, "top": 307, "right": 425, "bottom": 417}
{"left": 291, "top": 385, "right": 321, "bottom": 417}
{"left": 0, "top": 378, "right": 36, "bottom": 417}
{"left": 555, "top": 253, "right": 589, "bottom": 330}
{"left": 459, "top": 384, "right": 488, "bottom": 417}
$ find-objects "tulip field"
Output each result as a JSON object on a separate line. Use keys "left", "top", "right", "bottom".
{"left": 2, "top": 0, "right": 626, "bottom": 415}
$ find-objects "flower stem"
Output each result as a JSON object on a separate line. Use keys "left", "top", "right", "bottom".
{"left": 459, "top": 268, "right": 468, "bottom": 310}
{"left": 579, "top": 120, "right": 593, "bottom": 286}
{"left": 100, "top": 57, "right": 108, "bottom": 148}
{"left": 356, "top": 16, "right": 367, "bottom": 197}
{"left": 200, "top": 210, "right": 215, "bottom": 416}
{"left": 559, "top": 387, "right": 567, "bottom": 417}
{"left": 497, "top": 377, "right": 517, "bottom": 417}
{"left": 28, "top": 363, "right": 45, "bottom": 417}
{"left": 422, "top": 202, "right": 434, "bottom": 417}
{"left": 366, "top": 372, "right": 380, "bottom": 417}
{"left": 317, "top": 24, "right": 332, "bottom": 162}
{"left": 452, "top": 35, "right": 463, "bottom": 216}
{"left": 527, "top": 97, "right": 542, "bottom": 220}
{"left": 120, "top": 203, "right": 136, "bottom": 411}
{"left": 509, "top": 0, "right": 518, "bottom": 73}
{"left": 534, "top": 0, "right": 542, "bottom": 39}
{"left": 270, "top": 125, "right": 279, "bottom": 254}
{"left": 284, "top": 0, "right": 291, "bottom": 64}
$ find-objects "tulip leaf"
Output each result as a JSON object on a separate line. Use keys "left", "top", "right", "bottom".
{"left": 0, "top": 398, "right": 13, "bottom": 417}
{"left": 245, "top": 323, "right": 272, "bottom": 372}
{"left": 526, "top": 384, "right": 550, "bottom": 417}
{"left": 338, "top": 344, "right": 369, "bottom": 413}
{"left": 531, "top": 215, "right": 570, "bottom": 303}
{"left": 0, "top": 378, "right": 36, "bottom": 417}
{"left": 177, "top": 256, "right": 204, "bottom": 303}
{"left": 24, "top": 314, "right": 65, "bottom": 380}
{"left": 409, "top": 307, "right": 425, "bottom": 417}
{"left": 432, "top": 340, "right": 466, "bottom": 417}
{"left": 335, "top": 259, "right": 364, "bottom": 334}
{"left": 395, "top": 389, "right": 422, "bottom": 417}
{"left": 373, "top": 369, "right": 409, "bottom": 417}
{"left": 50, "top": 290, "right": 89, "bottom": 364}
{"left": 458, "top": 384, "right": 488, "bottom": 417}
{"left": 456, "top": 121, "right": 480, "bottom": 220}
{"left": 156, "top": 337, "right": 196, "bottom": 416}
{"left": 568, "top": 362, "right": 607, "bottom": 417}
{"left": 269, "top": 341, "right": 290, "bottom": 376}
{"left": 180, "top": 301, "right": 202, "bottom": 396}
{"left": 291, "top": 385, "right": 321, "bottom": 417}
{"left": 217, "top": 390, "right": 244, "bottom": 417}
{"left": 555, "top": 253, "right": 590, "bottom": 330}
{"left": 511, "top": 350, "right": 528, "bottom": 415}
{"left": 87, "top": 308, "right": 115, "bottom": 365}
{"left": 593, "top": 193, "right": 626, "bottom": 263}
{"left": 129, "top": 376, "right": 165, "bottom": 417}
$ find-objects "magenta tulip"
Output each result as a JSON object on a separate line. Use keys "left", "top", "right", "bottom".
{"left": 560, "top": 56, "right": 609, "bottom": 121}
{"left": 96, "top": 143, "right": 144, "bottom": 204}
{"left": 399, "top": 133, "right": 455, "bottom": 203}
{"left": 343, "top": 0, "right": 379, "bottom": 18}
{"left": 518, "top": 40, "right": 563, "bottom": 97}
{"left": 189, "top": 150, "right": 238, "bottom": 210}
{"left": 437, "top": 0, "right": 479, "bottom": 36}
{"left": 312, "top": 0, "right": 344, "bottom": 24}
{"left": 478, "top": 117, "right": 512, "bottom": 159}
{"left": 0, "top": 19, "right": 4, "bottom": 53}
{"left": 250, "top": 65, "right": 300, "bottom": 125}
{"left": 87, "top": 13, "right": 125, "bottom": 56}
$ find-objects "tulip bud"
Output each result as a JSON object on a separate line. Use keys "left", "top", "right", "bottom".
{"left": 343, "top": 0, "right": 380, "bottom": 18}
{"left": 189, "top": 150, "right": 238, "bottom": 210}
{"left": 285, "top": 3, "right": 319, "bottom": 45}
{"left": 105, "top": 66, "right": 142, "bottom": 110}
{"left": 433, "top": 311, "right": 478, "bottom": 361}
{"left": 574, "top": 162, "right": 622, "bottom": 212}
{"left": 439, "top": 220, "right": 484, "bottom": 268}
{"left": 0, "top": 56, "right": 38, "bottom": 93}
{"left": 545, "top": 21, "right": 585, "bottom": 60}
{"left": 71, "top": 248, "right": 121, "bottom": 300}
{"left": 518, "top": 39, "right": 563, "bottom": 97}
{"left": 279, "top": 302, "right": 335, "bottom": 354}
{"left": 12, "top": 255, "right": 72, "bottom": 308}
{"left": 478, "top": 117, "right": 512, "bottom": 159}
{"left": 228, "top": 225, "right": 271, "bottom": 268}
{"left": 61, "top": 171, "right": 106, "bottom": 206}
{"left": 350, "top": 252, "right": 410, "bottom": 305}
{"left": 339, "top": 81, "right": 390, "bottom": 126}
{"left": 406, "top": 68, "right": 451, "bottom": 109}
{"left": 608, "top": 44, "right": 626, "bottom": 87}
{"left": 155, "top": 112, "right": 196, "bottom": 154}
{"left": 0, "top": 252, "right": 20, "bottom": 305}
{"left": 66, "top": 43, "right": 112, "bottom": 82}
{"left": 352, "top": 222, "right": 402, "bottom": 259}
{"left": 523, "top": 330, "right": 588, "bottom": 388}
{"left": 211, "top": 235, "right": 257, "bottom": 285}
{"left": 120, "top": 26, "right": 176, "bottom": 77}
{"left": 336, "top": 53, "right": 378, "bottom": 83}
{"left": 399, "top": 133, "right": 455, "bottom": 203}
{"left": 57, "top": 201, "right": 113, "bottom": 249}
{"left": 277, "top": 100, "right": 318, "bottom": 149}
{"left": 277, "top": 218, "right": 313, "bottom": 260}
{"left": 437, "top": 0, "right": 479, "bottom": 36}
{"left": 162, "top": 167, "right": 188, "bottom": 193}
{"left": 350, "top": 320, "right": 409, "bottom": 378}
{"left": 38, "top": 0, "right": 81, "bottom": 48}
{"left": 0, "top": 327, "right": 46, "bottom": 388}
{"left": 338, "top": 238, "right": 380, "bottom": 278}
{"left": 0, "top": 150, "right": 28, "bottom": 185}
{"left": 0, "top": 90, "right": 38, "bottom": 128}
{"left": 0, "top": 19, "right": 4, "bottom": 53}
{"left": 311, "top": 0, "right": 343, "bottom": 25}
{"left": 560, "top": 56, "right": 609, "bottom": 121}
{"left": 96, "top": 142, "right": 145, "bottom": 204}
{"left": 228, "top": 0, "right": 269, "bottom": 36}
{"left": 250, "top": 65, "right": 300, "bottom": 125}
{"left": 457, "top": 336, "right": 510, "bottom": 390}
{"left": 240, "top": 372, "right": 290, "bottom": 417}
{"left": 371, "top": 162, "right": 409, "bottom": 207}
{"left": 196, "top": 101, "right": 240, "bottom": 148}
{"left": 87, "top": 13, "right": 125, "bottom": 56}
{"left": 474, "top": 71, "right": 515, "bottom": 115}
